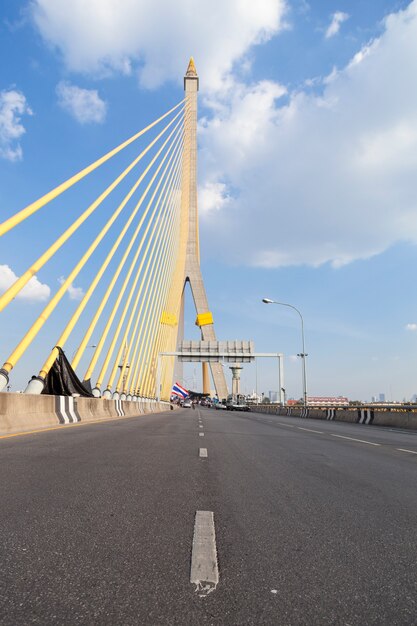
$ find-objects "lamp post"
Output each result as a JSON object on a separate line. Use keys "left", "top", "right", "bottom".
{"left": 262, "top": 298, "right": 308, "bottom": 407}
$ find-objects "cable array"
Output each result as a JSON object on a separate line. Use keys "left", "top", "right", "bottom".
{"left": 0, "top": 99, "right": 188, "bottom": 399}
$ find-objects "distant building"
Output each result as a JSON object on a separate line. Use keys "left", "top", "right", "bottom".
{"left": 307, "top": 396, "right": 349, "bottom": 407}
{"left": 269, "top": 390, "right": 278, "bottom": 403}
{"left": 246, "top": 391, "right": 262, "bottom": 404}
{"left": 379, "top": 393, "right": 386, "bottom": 402}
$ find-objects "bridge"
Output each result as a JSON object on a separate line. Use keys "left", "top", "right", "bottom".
{"left": 0, "top": 58, "right": 231, "bottom": 403}
{"left": 0, "top": 62, "right": 416, "bottom": 625}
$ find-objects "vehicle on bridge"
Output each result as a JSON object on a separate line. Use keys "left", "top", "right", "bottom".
{"left": 226, "top": 394, "right": 250, "bottom": 412}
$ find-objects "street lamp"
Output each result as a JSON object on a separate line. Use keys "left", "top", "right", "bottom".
{"left": 262, "top": 298, "right": 308, "bottom": 407}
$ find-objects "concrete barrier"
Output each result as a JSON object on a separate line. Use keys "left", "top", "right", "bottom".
{"left": 252, "top": 404, "right": 417, "bottom": 431}
{"left": 0, "top": 392, "right": 173, "bottom": 436}
{"left": 372, "top": 410, "right": 417, "bottom": 430}
{"left": 0, "top": 393, "right": 58, "bottom": 434}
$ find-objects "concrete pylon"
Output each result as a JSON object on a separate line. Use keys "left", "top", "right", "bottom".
{"left": 230, "top": 364, "right": 243, "bottom": 397}
{"left": 183, "top": 59, "right": 228, "bottom": 401}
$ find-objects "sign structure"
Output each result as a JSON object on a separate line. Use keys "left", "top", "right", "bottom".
{"left": 156, "top": 348, "right": 285, "bottom": 403}
{"left": 178, "top": 340, "right": 255, "bottom": 363}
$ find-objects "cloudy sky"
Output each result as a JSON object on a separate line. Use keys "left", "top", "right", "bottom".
{"left": 1, "top": 0, "right": 417, "bottom": 401}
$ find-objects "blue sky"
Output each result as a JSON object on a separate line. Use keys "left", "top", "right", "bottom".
{"left": 1, "top": 0, "right": 417, "bottom": 401}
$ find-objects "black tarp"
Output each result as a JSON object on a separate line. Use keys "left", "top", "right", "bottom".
{"left": 42, "top": 347, "right": 94, "bottom": 397}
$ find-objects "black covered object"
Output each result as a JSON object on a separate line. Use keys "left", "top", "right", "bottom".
{"left": 42, "top": 347, "right": 94, "bottom": 397}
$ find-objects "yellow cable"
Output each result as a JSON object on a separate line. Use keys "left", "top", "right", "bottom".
{"left": 105, "top": 143, "right": 183, "bottom": 391}
{"left": 142, "top": 259, "right": 180, "bottom": 399}
{"left": 39, "top": 117, "right": 185, "bottom": 377}
{"left": 0, "top": 108, "right": 184, "bottom": 313}
{"left": 127, "top": 235, "right": 176, "bottom": 396}
{"left": 127, "top": 199, "right": 180, "bottom": 396}
{"left": 94, "top": 131, "right": 184, "bottom": 390}
{"left": 82, "top": 108, "right": 191, "bottom": 384}
{"left": 137, "top": 198, "right": 181, "bottom": 397}
{"left": 0, "top": 115, "right": 185, "bottom": 377}
{"left": 120, "top": 189, "right": 178, "bottom": 394}
{"left": 0, "top": 99, "right": 184, "bottom": 237}
{"left": 131, "top": 214, "right": 180, "bottom": 396}
{"left": 116, "top": 154, "right": 182, "bottom": 393}
{"left": 121, "top": 163, "right": 181, "bottom": 394}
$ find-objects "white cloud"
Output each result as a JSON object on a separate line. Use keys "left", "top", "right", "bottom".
{"left": 0, "top": 265, "right": 50, "bottom": 301}
{"left": 198, "top": 182, "right": 232, "bottom": 214}
{"left": 29, "top": 0, "right": 417, "bottom": 271}
{"left": 0, "top": 89, "right": 32, "bottom": 161}
{"left": 198, "top": 1, "right": 417, "bottom": 268}
{"left": 325, "top": 11, "right": 349, "bottom": 39}
{"left": 58, "top": 276, "right": 85, "bottom": 300}
{"left": 405, "top": 323, "right": 417, "bottom": 331}
{"left": 31, "top": 0, "right": 287, "bottom": 90}
{"left": 56, "top": 81, "right": 107, "bottom": 124}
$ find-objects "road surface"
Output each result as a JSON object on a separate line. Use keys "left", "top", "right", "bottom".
{"left": 1, "top": 407, "right": 416, "bottom": 625}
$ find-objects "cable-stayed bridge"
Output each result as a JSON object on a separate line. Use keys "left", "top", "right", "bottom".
{"left": 0, "top": 59, "right": 232, "bottom": 402}
{"left": 1, "top": 61, "right": 417, "bottom": 626}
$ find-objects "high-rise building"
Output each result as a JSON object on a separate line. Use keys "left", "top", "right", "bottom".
{"left": 379, "top": 393, "right": 386, "bottom": 402}
{"left": 269, "top": 391, "right": 278, "bottom": 403}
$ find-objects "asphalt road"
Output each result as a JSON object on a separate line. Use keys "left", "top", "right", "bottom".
{"left": 1, "top": 407, "right": 416, "bottom": 625}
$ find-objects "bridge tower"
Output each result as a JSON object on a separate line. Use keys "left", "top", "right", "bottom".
{"left": 180, "top": 59, "right": 228, "bottom": 400}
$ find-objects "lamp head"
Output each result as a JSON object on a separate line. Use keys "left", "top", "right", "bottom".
{"left": 262, "top": 298, "right": 274, "bottom": 304}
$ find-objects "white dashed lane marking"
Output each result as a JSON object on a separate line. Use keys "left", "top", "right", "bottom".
{"left": 331, "top": 434, "right": 380, "bottom": 446}
{"left": 297, "top": 427, "right": 323, "bottom": 434}
{"left": 199, "top": 432, "right": 204, "bottom": 437}
{"left": 190, "top": 511, "right": 219, "bottom": 597}
{"left": 249, "top": 414, "right": 417, "bottom": 455}
{"left": 199, "top": 448, "right": 208, "bottom": 458}
{"left": 397, "top": 448, "right": 417, "bottom": 455}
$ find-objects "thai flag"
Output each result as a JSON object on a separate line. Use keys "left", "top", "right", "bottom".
{"left": 171, "top": 382, "right": 189, "bottom": 399}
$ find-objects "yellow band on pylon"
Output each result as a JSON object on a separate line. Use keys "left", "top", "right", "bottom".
{"left": 195, "top": 312, "right": 213, "bottom": 327}
{"left": 160, "top": 311, "right": 178, "bottom": 326}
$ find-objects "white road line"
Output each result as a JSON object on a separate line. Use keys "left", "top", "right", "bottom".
{"left": 199, "top": 432, "right": 204, "bottom": 437}
{"left": 331, "top": 434, "right": 380, "bottom": 446}
{"left": 277, "top": 423, "right": 295, "bottom": 428}
{"left": 190, "top": 511, "right": 219, "bottom": 597}
{"left": 297, "top": 427, "right": 323, "bottom": 434}
{"left": 397, "top": 448, "right": 417, "bottom": 455}
{"left": 199, "top": 448, "right": 208, "bottom": 458}
{"left": 199, "top": 425, "right": 203, "bottom": 428}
